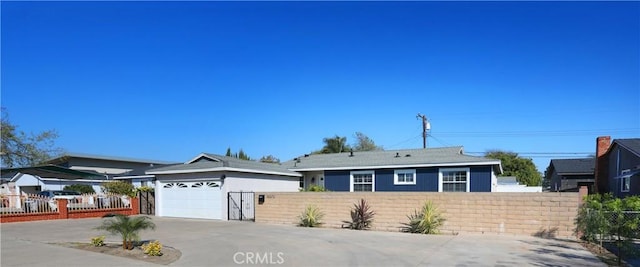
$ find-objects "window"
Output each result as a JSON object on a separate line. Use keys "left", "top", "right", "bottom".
{"left": 621, "top": 169, "right": 630, "bottom": 192}
{"left": 439, "top": 168, "right": 470, "bottom": 192}
{"left": 299, "top": 177, "right": 304, "bottom": 189}
{"left": 351, "top": 171, "right": 374, "bottom": 192}
{"left": 394, "top": 169, "right": 416, "bottom": 185}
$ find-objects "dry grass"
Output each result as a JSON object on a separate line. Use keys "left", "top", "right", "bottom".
{"left": 55, "top": 242, "right": 181, "bottom": 265}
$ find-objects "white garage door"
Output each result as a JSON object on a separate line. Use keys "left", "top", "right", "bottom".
{"left": 159, "top": 181, "right": 222, "bottom": 219}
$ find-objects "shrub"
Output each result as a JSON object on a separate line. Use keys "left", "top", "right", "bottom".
{"left": 136, "top": 186, "right": 154, "bottom": 193}
{"left": 101, "top": 181, "right": 136, "bottom": 197}
{"left": 303, "top": 185, "right": 328, "bottom": 192}
{"left": 91, "top": 235, "right": 105, "bottom": 247}
{"left": 298, "top": 205, "right": 324, "bottom": 227}
{"left": 575, "top": 194, "right": 640, "bottom": 264}
{"left": 142, "top": 240, "right": 163, "bottom": 256}
{"left": 343, "top": 198, "right": 375, "bottom": 230}
{"left": 402, "top": 200, "right": 445, "bottom": 234}
{"left": 63, "top": 184, "right": 95, "bottom": 194}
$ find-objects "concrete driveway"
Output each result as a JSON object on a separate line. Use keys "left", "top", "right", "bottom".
{"left": 1, "top": 216, "right": 605, "bottom": 267}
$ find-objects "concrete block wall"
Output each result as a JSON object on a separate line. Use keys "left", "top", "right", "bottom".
{"left": 255, "top": 192, "right": 582, "bottom": 239}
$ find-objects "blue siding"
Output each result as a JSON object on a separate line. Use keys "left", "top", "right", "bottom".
{"left": 324, "top": 170, "right": 350, "bottom": 191}
{"left": 323, "top": 165, "right": 493, "bottom": 192}
{"left": 375, "top": 168, "right": 438, "bottom": 192}
{"left": 470, "top": 166, "right": 492, "bottom": 192}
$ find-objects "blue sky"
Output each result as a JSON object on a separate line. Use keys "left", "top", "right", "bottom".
{"left": 2, "top": 1, "right": 639, "bottom": 172}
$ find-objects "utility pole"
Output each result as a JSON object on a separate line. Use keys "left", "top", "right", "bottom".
{"left": 416, "top": 113, "right": 430, "bottom": 149}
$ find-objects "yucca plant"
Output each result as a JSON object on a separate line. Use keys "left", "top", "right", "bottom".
{"left": 403, "top": 200, "right": 445, "bottom": 234}
{"left": 299, "top": 205, "right": 324, "bottom": 227}
{"left": 96, "top": 214, "right": 156, "bottom": 250}
{"left": 344, "top": 198, "right": 375, "bottom": 230}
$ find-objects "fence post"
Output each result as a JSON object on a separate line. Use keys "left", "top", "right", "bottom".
{"left": 131, "top": 197, "right": 139, "bottom": 215}
{"left": 578, "top": 186, "right": 588, "bottom": 206}
{"left": 57, "top": 199, "right": 69, "bottom": 219}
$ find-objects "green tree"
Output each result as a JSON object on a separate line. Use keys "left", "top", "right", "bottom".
{"left": 224, "top": 147, "right": 252, "bottom": 161}
{"left": 352, "top": 132, "right": 382, "bottom": 151}
{"left": 259, "top": 155, "right": 280, "bottom": 164}
{"left": 96, "top": 214, "right": 156, "bottom": 250}
{"left": 317, "top": 135, "right": 350, "bottom": 154}
{"left": 485, "top": 150, "right": 542, "bottom": 186}
{"left": 1, "top": 108, "right": 62, "bottom": 167}
{"left": 63, "top": 184, "right": 95, "bottom": 194}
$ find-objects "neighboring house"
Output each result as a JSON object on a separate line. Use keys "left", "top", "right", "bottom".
{"left": 545, "top": 158, "right": 595, "bottom": 193}
{"left": 146, "top": 153, "right": 301, "bottom": 220}
{"left": 1, "top": 153, "right": 176, "bottom": 194}
{"left": 495, "top": 176, "right": 542, "bottom": 192}
{"left": 283, "top": 147, "right": 502, "bottom": 192}
{"left": 0, "top": 165, "right": 106, "bottom": 195}
{"left": 595, "top": 136, "right": 640, "bottom": 197}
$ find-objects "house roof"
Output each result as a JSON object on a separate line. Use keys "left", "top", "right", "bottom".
{"left": 45, "top": 152, "right": 177, "bottom": 165}
{"left": 549, "top": 158, "right": 595, "bottom": 175}
{"left": 613, "top": 139, "right": 640, "bottom": 157}
{"left": 282, "top": 146, "right": 502, "bottom": 173}
{"left": 146, "top": 153, "right": 302, "bottom": 177}
{"left": 0, "top": 165, "right": 107, "bottom": 180}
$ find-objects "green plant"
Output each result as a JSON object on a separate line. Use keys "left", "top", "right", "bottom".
{"left": 343, "top": 198, "right": 375, "bottom": 230}
{"left": 403, "top": 200, "right": 446, "bottom": 234}
{"left": 63, "top": 184, "right": 95, "bottom": 194}
{"left": 576, "top": 194, "right": 640, "bottom": 264}
{"left": 136, "top": 186, "right": 154, "bottom": 193}
{"left": 101, "top": 181, "right": 136, "bottom": 197}
{"left": 91, "top": 235, "right": 105, "bottom": 247}
{"left": 95, "top": 214, "right": 156, "bottom": 250}
{"left": 298, "top": 205, "right": 324, "bottom": 227}
{"left": 142, "top": 240, "right": 163, "bottom": 256}
{"left": 303, "top": 185, "right": 328, "bottom": 192}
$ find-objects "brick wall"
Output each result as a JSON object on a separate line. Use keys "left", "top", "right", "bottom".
{"left": 255, "top": 192, "right": 583, "bottom": 239}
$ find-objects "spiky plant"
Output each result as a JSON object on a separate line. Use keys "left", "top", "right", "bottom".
{"left": 299, "top": 205, "right": 324, "bottom": 227}
{"left": 344, "top": 198, "right": 375, "bottom": 230}
{"left": 403, "top": 200, "right": 445, "bottom": 234}
{"left": 96, "top": 214, "right": 156, "bottom": 250}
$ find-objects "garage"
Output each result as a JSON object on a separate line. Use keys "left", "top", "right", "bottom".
{"left": 158, "top": 181, "right": 222, "bottom": 219}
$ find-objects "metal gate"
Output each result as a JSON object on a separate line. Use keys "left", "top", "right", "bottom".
{"left": 138, "top": 191, "right": 155, "bottom": 215}
{"left": 228, "top": 192, "right": 254, "bottom": 221}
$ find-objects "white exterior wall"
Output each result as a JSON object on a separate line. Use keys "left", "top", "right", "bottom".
{"left": 154, "top": 171, "right": 299, "bottom": 220}
{"left": 496, "top": 184, "right": 543, "bottom": 192}
{"left": 491, "top": 170, "right": 498, "bottom": 192}
{"left": 13, "top": 173, "right": 104, "bottom": 193}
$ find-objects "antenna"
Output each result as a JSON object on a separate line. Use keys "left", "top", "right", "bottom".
{"left": 416, "top": 113, "right": 430, "bottom": 148}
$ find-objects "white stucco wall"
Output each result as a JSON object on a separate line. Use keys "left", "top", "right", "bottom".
{"left": 495, "top": 184, "right": 543, "bottom": 192}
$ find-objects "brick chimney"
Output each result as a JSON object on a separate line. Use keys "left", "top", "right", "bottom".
{"left": 594, "top": 136, "right": 611, "bottom": 194}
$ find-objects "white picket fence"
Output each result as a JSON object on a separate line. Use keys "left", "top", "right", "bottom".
{"left": 0, "top": 193, "right": 132, "bottom": 215}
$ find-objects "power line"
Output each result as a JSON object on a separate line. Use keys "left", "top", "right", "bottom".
{"left": 432, "top": 128, "right": 638, "bottom": 138}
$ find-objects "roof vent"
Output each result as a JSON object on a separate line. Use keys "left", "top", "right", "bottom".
{"left": 304, "top": 154, "right": 310, "bottom": 157}
{"left": 395, "top": 152, "right": 400, "bottom": 158}
{"left": 349, "top": 150, "right": 354, "bottom": 157}
{"left": 294, "top": 157, "right": 301, "bottom": 163}
{"left": 405, "top": 154, "right": 411, "bottom": 157}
